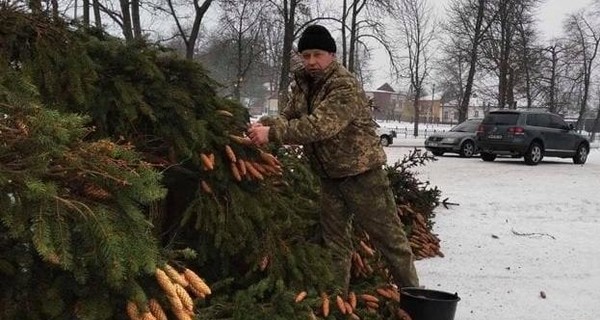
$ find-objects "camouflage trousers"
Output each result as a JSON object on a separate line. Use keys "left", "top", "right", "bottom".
{"left": 320, "top": 167, "right": 419, "bottom": 292}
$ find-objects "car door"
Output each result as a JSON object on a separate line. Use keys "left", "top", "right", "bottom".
{"left": 548, "top": 114, "right": 578, "bottom": 154}
{"left": 526, "top": 113, "right": 551, "bottom": 143}
{"left": 529, "top": 114, "right": 562, "bottom": 154}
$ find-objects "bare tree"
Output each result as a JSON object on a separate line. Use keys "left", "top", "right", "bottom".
{"left": 92, "top": 0, "right": 102, "bottom": 27}
{"left": 163, "top": 0, "right": 214, "bottom": 59}
{"left": 435, "top": 41, "right": 468, "bottom": 119}
{"left": 68, "top": 0, "right": 100, "bottom": 27}
{"left": 338, "top": 0, "right": 399, "bottom": 75}
{"left": 91, "top": 0, "right": 144, "bottom": 41}
{"left": 444, "top": 0, "right": 497, "bottom": 122}
{"left": 479, "top": 0, "right": 540, "bottom": 109}
{"left": 513, "top": 2, "right": 543, "bottom": 109}
{"left": 541, "top": 39, "right": 585, "bottom": 116}
{"left": 495, "top": 0, "right": 516, "bottom": 109}
{"left": 396, "top": 0, "right": 436, "bottom": 136}
{"left": 82, "top": 0, "right": 89, "bottom": 25}
{"left": 131, "top": 0, "right": 142, "bottom": 38}
{"left": 259, "top": 11, "right": 286, "bottom": 96}
{"left": 268, "top": 0, "right": 298, "bottom": 110}
{"left": 564, "top": 11, "right": 600, "bottom": 130}
{"left": 218, "top": 0, "right": 267, "bottom": 102}
{"left": 352, "top": 44, "right": 373, "bottom": 85}
{"left": 538, "top": 41, "right": 567, "bottom": 113}
{"left": 118, "top": 0, "right": 133, "bottom": 40}
{"left": 591, "top": 86, "right": 600, "bottom": 141}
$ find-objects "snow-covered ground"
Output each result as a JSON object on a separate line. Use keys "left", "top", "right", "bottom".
{"left": 384, "top": 146, "right": 600, "bottom": 320}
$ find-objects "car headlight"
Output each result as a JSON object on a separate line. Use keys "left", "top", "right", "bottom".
{"left": 442, "top": 138, "right": 459, "bottom": 143}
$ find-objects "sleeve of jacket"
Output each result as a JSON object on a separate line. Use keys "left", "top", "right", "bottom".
{"left": 268, "top": 77, "right": 361, "bottom": 145}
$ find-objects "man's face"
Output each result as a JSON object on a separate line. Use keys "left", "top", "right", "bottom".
{"left": 301, "top": 49, "right": 335, "bottom": 77}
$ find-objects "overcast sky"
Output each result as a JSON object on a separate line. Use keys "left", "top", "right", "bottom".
{"left": 532, "top": 0, "right": 592, "bottom": 39}
{"left": 366, "top": 0, "right": 593, "bottom": 90}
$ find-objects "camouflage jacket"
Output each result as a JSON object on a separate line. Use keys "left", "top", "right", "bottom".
{"left": 263, "top": 61, "right": 386, "bottom": 178}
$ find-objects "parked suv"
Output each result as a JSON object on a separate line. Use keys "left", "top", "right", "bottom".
{"left": 476, "top": 110, "right": 590, "bottom": 165}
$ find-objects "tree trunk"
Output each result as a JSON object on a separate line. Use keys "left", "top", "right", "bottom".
{"left": 577, "top": 71, "right": 591, "bottom": 130}
{"left": 131, "top": 0, "right": 142, "bottom": 39}
{"left": 497, "top": 0, "right": 513, "bottom": 109}
{"left": 576, "top": 38, "right": 600, "bottom": 130}
{"left": 498, "top": 60, "right": 507, "bottom": 108}
{"left": 518, "top": 18, "right": 533, "bottom": 109}
{"left": 119, "top": 0, "right": 134, "bottom": 41}
{"left": 235, "top": 24, "right": 243, "bottom": 102}
{"left": 277, "top": 0, "right": 296, "bottom": 111}
{"left": 51, "top": 0, "right": 59, "bottom": 20}
{"left": 83, "top": 0, "right": 90, "bottom": 26}
{"left": 459, "top": 0, "right": 486, "bottom": 123}
{"left": 591, "top": 108, "right": 600, "bottom": 142}
{"left": 524, "top": 51, "right": 532, "bottom": 108}
{"left": 185, "top": 0, "right": 213, "bottom": 59}
{"left": 412, "top": 90, "right": 421, "bottom": 137}
{"left": 548, "top": 47, "right": 557, "bottom": 113}
{"left": 507, "top": 67, "right": 515, "bottom": 109}
{"left": 460, "top": 60, "right": 475, "bottom": 121}
{"left": 341, "top": 0, "right": 348, "bottom": 68}
{"left": 93, "top": 0, "right": 102, "bottom": 28}
{"left": 348, "top": 2, "right": 358, "bottom": 73}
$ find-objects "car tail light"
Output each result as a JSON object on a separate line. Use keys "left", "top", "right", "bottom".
{"left": 508, "top": 126, "right": 525, "bottom": 135}
{"left": 476, "top": 124, "right": 485, "bottom": 134}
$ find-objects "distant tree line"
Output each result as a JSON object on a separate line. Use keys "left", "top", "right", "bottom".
{"left": 439, "top": 0, "right": 600, "bottom": 136}
{"left": 13, "top": 0, "right": 600, "bottom": 135}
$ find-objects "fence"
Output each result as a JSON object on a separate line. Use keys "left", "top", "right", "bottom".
{"left": 387, "top": 126, "right": 449, "bottom": 139}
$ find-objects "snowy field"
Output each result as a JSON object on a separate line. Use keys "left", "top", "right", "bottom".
{"left": 384, "top": 146, "right": 600, "bottom": 320}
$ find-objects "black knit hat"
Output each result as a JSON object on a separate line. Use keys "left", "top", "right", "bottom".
{"left": 298, "top": 25, "right": 336, "bottom": 53}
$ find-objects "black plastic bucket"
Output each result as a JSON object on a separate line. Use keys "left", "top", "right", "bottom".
{"left": 400, "top": 287, "right": 460, "bottom": 320}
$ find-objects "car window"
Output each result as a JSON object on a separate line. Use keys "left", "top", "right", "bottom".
{"left": 549, "top": 115, "right": 567, "bottom": 129}
{"left": 527, "top": 114, "right": 551, "bottom": 127}
{"left": 526, "top": 114, "right": 539, "bottom": 126}
{"left": 450, "top": 120, "right": 480, "bottom": 132}
{"left": 482, "top": 113, "right": 519, "bottom": 125}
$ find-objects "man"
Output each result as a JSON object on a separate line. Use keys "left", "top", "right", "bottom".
{"left": 248, "top": 25, "right": 419, "bottom": 292}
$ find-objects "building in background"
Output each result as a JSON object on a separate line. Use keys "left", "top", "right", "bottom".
{"left": 441, "top": 97, "right": 490, "bottom": 124}
{"left": 396, "top": 92, "right": 444, "bottom": 123}
{"left": 365, "top": 83, "right": 405, "bottom": 121}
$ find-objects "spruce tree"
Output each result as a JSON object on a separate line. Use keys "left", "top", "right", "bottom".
{"left": 0, "top": 65, "right": 165, "bottom": 318}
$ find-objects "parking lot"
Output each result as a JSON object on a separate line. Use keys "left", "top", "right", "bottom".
{"left": 385, "top": 146, "right": 600, "bottom": 320}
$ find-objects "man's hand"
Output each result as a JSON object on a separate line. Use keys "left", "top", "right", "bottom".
{"left": 248, "top": 123, "right": 270, "bottom": 145}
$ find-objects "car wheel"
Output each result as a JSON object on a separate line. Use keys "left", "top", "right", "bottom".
{"left": 380, "top": 135, "right": 390, "bottom": 147}
{"left": 459, "top": 140, "right": 475, "bottom": 158}
{"left": 432, "top": 150, "right": 444, "bottom": 156}
{"left": 524, "top": 142, "right": 543, "bottom": 165}
{"left": 573, "top": 144, "right": 588, "bottom": 164}
{"left": 481, "top": 152, "right": 496, "bottom": 162}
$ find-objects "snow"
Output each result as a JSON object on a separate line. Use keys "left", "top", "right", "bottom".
{"left": 384, "top": 145, "right": 600, "bottom": 320}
